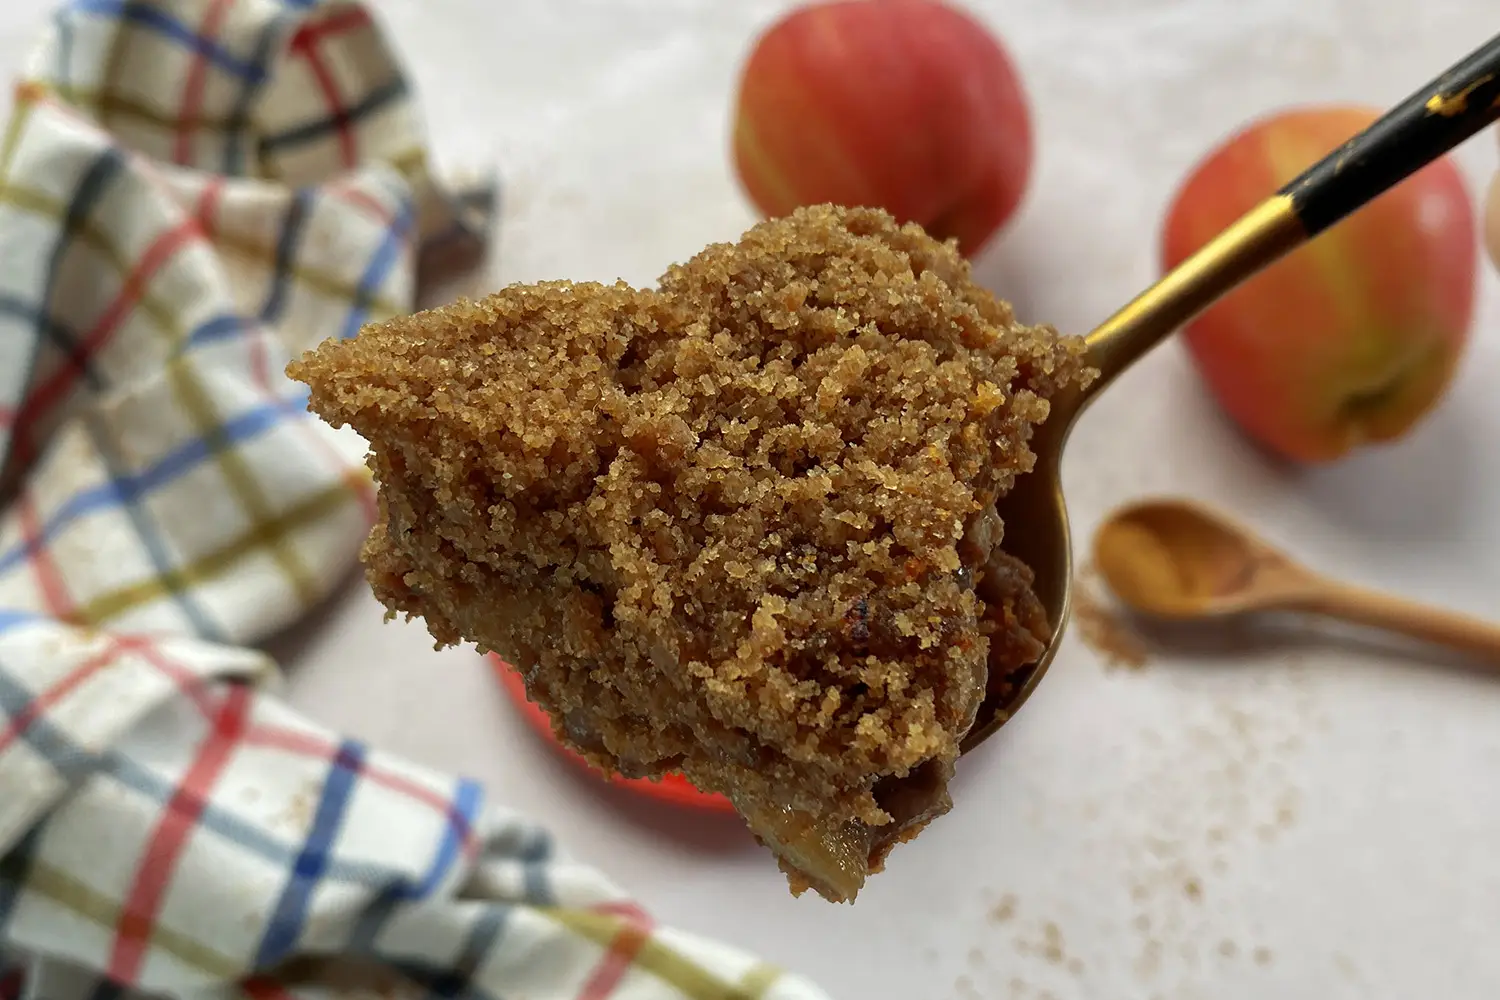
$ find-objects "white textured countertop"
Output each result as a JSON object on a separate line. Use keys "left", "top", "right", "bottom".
{"left": 6, "top": 1, "right": 1498, "bottom": 997}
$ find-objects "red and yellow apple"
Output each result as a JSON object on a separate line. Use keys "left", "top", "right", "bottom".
{"left": 1162, "top": 105, "right": 1477, "bottom": 463}
{"left": 732, "top": 0, "right": 1032, "bottom": 258}
{"left": 1485, "top": 151, "right": 1500, "bottom": 271}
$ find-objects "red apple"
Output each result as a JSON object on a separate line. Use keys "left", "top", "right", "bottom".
{"left": 1485, "top": 157, "right": 1500, "bottom": 271}
{"left": 1161, "top": 105, "right": 1477, "bottom": 463}
{"left": 732, "top": 0, "right": 1031, "bottom": 258}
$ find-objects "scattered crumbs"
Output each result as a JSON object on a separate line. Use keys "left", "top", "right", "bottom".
{"left": 1007, "top": 977, "right": 1026, "bottom": 998}
{"left": 279, "top": 786, "right": 316, "bottom": 832}
{"left": 967, "top": 947, "right": 985, "bottom": 967}
{"left": 1040, "top": 922, "right": 1065, "bottom": 964}
{"left": 955, "top": 975, "right": 981, "bottom": 1000}
{"left": 989, "top": 893, "right": 1018, "bottom": 924}
{"left": 1072, "top": 565, "right": 1149, "bottom": 669}
{"left": 1066, "top": 957, "right": 1085, "bottom": 976}
{"left": 1111, "top": 671, "right": 1315, "bottom": 984}
{"left": 1011, "top": 918, "right": 1078, "bottom": 971}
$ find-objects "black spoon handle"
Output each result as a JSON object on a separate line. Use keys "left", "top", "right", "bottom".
{"left": 1283, "top": 31, "right": 1500, "bottom": 236}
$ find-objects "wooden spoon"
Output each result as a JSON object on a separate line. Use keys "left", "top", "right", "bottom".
{"left": 960, "top": 33, "right": 1500, "bottom": 753}
{"left": 1092, "top": 498, "right": 1500, "bottom": 662}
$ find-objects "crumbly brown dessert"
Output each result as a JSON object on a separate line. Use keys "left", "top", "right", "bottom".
{"left": 288, "top": 204, "right": 1093, "bottom": 902}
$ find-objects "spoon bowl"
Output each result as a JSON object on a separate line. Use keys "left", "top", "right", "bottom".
{"left": 961, "top": 406, "right": 1074, "bottom": 752}
{"left": 1090, "top": 498, "right": 1300, "bottom": 619}
{"left": 958, "top": 33, "right": 1500, "bottom": 754}
{"left": 1088, "top": 498, "right": 1500, "bottom": 665}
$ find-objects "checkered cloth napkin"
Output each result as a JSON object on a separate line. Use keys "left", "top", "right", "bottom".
{"left": 0, "top": 2, "right": 832, "bottom": 999}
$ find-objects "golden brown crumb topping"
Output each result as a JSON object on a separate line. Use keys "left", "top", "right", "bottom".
{"left": 288, "top": 204, "right": 1093, "bottom": 901}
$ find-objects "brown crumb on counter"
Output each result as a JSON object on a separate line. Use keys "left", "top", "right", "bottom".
{"left": 288, "top": 204, "right": 1093, "bottom": 903}
{"left": 1041, "top": 922, "right": 1066, "bottom": 963}
{"left": 989, "top": 893, "right": 1019, "bottom": 924}
{"left": 1073, "top": 566, "right": 1149, "bottom": 669}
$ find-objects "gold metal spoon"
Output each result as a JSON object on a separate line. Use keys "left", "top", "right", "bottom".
{"left": 960, "top": 34, "right": 1500, "bottom": 753}
{"left": 1090, "top": 498, "right": 1500, "bottom": 661}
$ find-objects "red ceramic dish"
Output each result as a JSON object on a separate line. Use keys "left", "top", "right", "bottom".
{"left": 489, "top": 654, "right": 737, "bottom": 813}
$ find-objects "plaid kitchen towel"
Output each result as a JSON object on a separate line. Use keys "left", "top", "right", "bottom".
{"left": 0, "top": 2, "right": 831, "bottom": 999}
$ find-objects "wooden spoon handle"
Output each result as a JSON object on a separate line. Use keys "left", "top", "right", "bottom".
{"left": 1293, "top": 584, "right": 1500, "bottom": 664}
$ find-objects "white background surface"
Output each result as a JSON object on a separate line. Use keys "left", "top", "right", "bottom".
{"left": 6, "top": 1, "right": 1500, "bottom": 997}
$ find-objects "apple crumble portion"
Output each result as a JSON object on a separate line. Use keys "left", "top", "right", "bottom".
{"left": 288, "top": 204, "right": 1093, "bottom": 902}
